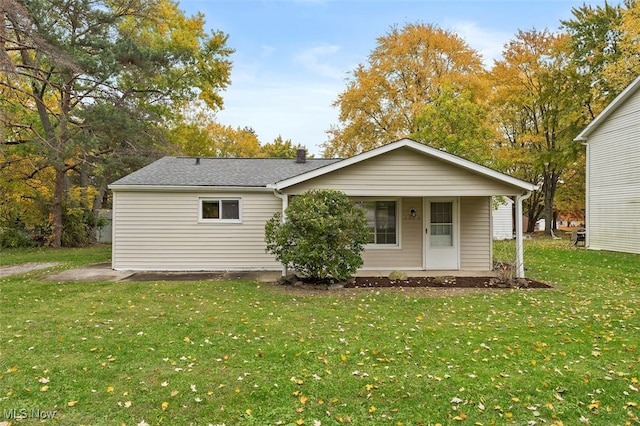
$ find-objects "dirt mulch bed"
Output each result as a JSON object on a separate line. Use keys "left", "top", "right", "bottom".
{"left": 348, "top": 276, "right": 552, "bottom": 289}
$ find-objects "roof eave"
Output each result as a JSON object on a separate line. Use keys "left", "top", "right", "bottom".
{"left": 574, "top": 75, "right": 640, "bottom": 142}
{"left": 108, "top": 184, "right": 273, "bottom": 192}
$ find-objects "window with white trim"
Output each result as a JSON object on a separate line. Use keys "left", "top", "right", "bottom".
{"left": 354, "top": 200, "right": 398, "bottom": 245}
{"left": 199, "top": 198, "right": 241, "bottom": 222}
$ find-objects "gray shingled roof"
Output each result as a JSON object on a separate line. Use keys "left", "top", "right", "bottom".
{"left": 110, "top": 156, "right": 342, "bottom": 187}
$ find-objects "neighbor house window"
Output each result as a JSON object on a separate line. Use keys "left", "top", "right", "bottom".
{"left": 354, "top": 200, "right": 398, "bottom": 245}
{"left": 200, "top": 198, "right": 241, "bottom": 222}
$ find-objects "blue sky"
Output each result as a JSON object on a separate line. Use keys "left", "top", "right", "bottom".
{"left": 179, "top": 0, "right": 608, "bottom": 156}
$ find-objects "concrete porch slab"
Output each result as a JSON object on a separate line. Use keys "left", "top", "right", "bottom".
{"left": 355, "top": 270, "right": 495, "bottom": 277}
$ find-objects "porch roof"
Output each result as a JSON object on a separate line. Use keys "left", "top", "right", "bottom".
{"left": 270, "top": 138, "right": 537, "bottom": 194}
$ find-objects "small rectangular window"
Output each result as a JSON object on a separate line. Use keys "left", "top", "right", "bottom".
{"left": 200, "top": 198, "right": 241, "bottom": 222}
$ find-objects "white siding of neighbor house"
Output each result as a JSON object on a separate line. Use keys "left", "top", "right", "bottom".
{"left": 492, "top": 197, "right": 513, "bottom": 240}
{"left": 460, "top": 197, "right": 493, "bottom": 271}
{"left": 286, "top": 147, "right": 521, "bottom": 196}
{"left": 586, "top": 90, "right": 640, "bottom": 254}
{"left": 112, "top": 191, "right": 282, "bottom": 270}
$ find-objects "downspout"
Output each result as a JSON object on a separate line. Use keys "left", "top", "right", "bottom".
{"left": 514, "top": 190, "right": 533, "bottom": 278}
{"left": 273, "top": 190, "right": 288, "bottom": 276}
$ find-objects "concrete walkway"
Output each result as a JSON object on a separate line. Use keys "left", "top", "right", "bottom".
{"left": 40, "top": 263, "right": 494, "bottom": 283}
{"left": 44, "top": 262, "right": 136, "bottom": 282}
{"left": 0, "top": 262, "right": 60, "bottom": 277}
{"left": 43, "top": 263, "right": 282, "bottom": 283}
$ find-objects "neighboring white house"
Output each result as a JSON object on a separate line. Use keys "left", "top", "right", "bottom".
{"left": 108, "top": 139, "right": 537, "bottom": 276}
{"left": 492, "top": 197, "right": 513, "bottom": 240}
{"left": 575, "top": 75, "right": 640, "bottom": 254}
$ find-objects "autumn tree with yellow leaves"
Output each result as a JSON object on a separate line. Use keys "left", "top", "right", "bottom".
{"left": 324, "top": 23, "right": 487, "bottom": 157}
{"left": 602, "top": 0, "right": 640, "bottom": 92}
{"left": 490, "top": 29, "right": 590, "bottom": 234}
{"left": 0, "top": 0, "right": 233, "bottom": 247}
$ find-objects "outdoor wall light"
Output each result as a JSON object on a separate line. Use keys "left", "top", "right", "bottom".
{"left": 410, "top": 208, "right": 417, "bottom": 217}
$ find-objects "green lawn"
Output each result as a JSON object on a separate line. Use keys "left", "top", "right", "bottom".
{"left": 0, "top": 241, "right": 638, "bottom": 425}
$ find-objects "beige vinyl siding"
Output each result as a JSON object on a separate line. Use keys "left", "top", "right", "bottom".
{"left": 359, "top": 196, "right": 493, "bottom": 271}
{"left": 360, "top": 197, "right": 423, "bottom": 270}
{"left": 459, "top": 197, "right": 492, "bottom": 270}
{"left": 287, "top": 148, "right": 520, "bottom": 196}
{"left": 587, "top": 91, "right": 640, "bottom": 254}
{"left": 112, "top": 191, "right": 282, "bottom": 270}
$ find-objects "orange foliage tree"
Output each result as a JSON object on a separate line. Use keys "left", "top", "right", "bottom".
{"left": 324, "top": 23, "right": 487, "bottom": 157}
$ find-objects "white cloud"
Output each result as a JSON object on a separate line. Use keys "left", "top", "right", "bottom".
{"left": 216, "top": 78, "right": 340, "bottom": 155}
{"left": 260, "top": 45, "right": 276, "bottom": 58}
{"left": 295, "top": 44, "right": 346, "bottom": 79}
{"left": 445, "top": 19, "right": 511, "bottom": 68}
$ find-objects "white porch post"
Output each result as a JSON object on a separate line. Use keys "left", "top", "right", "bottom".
{"left": 514, "top": 191, "right": 532, "bottom": 278}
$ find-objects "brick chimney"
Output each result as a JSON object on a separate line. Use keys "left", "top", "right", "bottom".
{"left": 296, "top": 148, "right": 306, "bottom": 163}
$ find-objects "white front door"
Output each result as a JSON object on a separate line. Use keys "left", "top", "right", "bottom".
{"left": 424, "top": 198, "right": 459, "bottom": 270}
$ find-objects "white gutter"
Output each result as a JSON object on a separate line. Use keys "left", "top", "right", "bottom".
{"left": 108, "top": 185, "right": 274, "bottom": 193}
{"left": 514, "top": 190, "right": 533, "bottom": 278}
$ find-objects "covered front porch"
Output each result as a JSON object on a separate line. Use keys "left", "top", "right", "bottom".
{"left": 271, "top": 139, "right": 536, "bottom": 278}
{"left": 354, "top": 195, "right": 530, "bottom": 278}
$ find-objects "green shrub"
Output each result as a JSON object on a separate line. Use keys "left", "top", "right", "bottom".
{"left": 0, "top": 226, "right": 33, "bottom": 248}
{"left": 265, "top": 190, "right": 369, "bottom": 282}
{"left": 61, "top": 207, "right": 99, "bottom": 247}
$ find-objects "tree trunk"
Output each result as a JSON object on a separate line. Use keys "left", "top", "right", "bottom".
{"left": 543, "top": 173, "right": 558, "bottom": 236}
{"left": 89, "top": 176, "right": 109, "bottom": 244}
{"left": 92, "top": 178, "right": 108, "bottom": 212}
{"left": 525, "top": 191, "right": 544, "bottom": 233}
{"left": 52, "top": 167, "right": 65, "bottom": 248}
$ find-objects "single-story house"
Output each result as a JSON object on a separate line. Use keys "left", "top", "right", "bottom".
{"left": 108, "top": 138, "right": 537, "bottom": 277}
{"left": 575, "top": 76, "right": 640, "bottom": 255}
